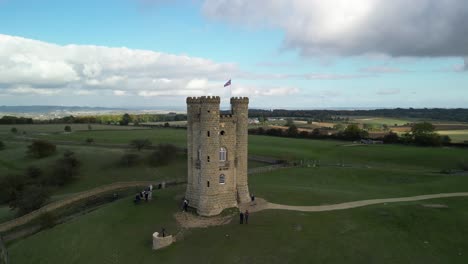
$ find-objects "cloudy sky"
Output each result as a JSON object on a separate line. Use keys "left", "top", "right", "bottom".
{"left": 0, "top": 0, "right": 467, "bottom": 109}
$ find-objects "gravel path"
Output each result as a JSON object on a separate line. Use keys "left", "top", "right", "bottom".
{"left": 240, "top": 192, "right": 468, "bottom": 213}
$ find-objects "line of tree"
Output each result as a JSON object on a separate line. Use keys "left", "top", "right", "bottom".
{"left": 249, "top": 122, "right": 453, "bottom": 147}
{"left": 0, "top": 115, "right": 33, "bottom": 124}
{"left": 249, "top": 108, "right": 468, "bottom": 122}
{"left": 33, "top": 113, "right": 187, "bottom": 125}
{"left": 249, "top": 124, "right": 370, "bottom": 141}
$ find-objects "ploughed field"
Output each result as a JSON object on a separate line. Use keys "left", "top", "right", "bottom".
{"left": 1, "top": 125, "right": 468, "bottom": 263}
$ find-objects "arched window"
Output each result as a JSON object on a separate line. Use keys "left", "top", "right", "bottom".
{"left": 219, "top": 174, "right": 225, "bottom": 184}
{"left": 197, "top": 148, "right": 201, "bottom": 161}
{"left": 219, "top": 147, "right": 227, "bottom": 162}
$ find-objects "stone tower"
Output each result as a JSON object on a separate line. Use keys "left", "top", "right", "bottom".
{"left": 186, "top": 96, "right": 250, "bottom": 216}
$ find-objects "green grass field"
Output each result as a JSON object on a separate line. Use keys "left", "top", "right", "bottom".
{"left": 250, "top": 167, "right": 468, "bottom": 205}
{"left": 0, "top": 124, "right": 148, "bottom": 135}
{"left": 437, "top": 130, "right": 468, "bottom": 143}
{"left": 34, "top": 128, "right": 187, "bottom": 147}
{"left": 7, "top": 186, "right": 468, "bottom": 264}
{"left": 351, "top": 117, "right": 412, "bottom": 126}
{"left": 0, "top": 141, "right": 187, "bottom": 195}
{"left": 3, "top": 125, "right": 468, "bottom": 263}
{"left": 14, "top": 126, "right": 466, "bottom": 171}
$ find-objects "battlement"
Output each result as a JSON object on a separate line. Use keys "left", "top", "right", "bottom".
{"left": 187, "top": 96, "right": 220, "bottom": 104}
{"left": 220, "top": 114, "right": 235, "bottom": 121}
{"left": 230, "top": 97, "right": 249, "bottom": 104}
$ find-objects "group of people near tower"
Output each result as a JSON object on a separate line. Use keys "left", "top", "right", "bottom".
{"left": 134, "top": 184, "right": 153, "bottom": 204}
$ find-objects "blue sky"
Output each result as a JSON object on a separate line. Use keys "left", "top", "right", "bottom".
{"left": 0, "top": 0, "right": 467, "bottom": 109}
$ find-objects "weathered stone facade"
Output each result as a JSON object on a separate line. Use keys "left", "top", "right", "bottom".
{"left": 186, "top": 96, "right": 250, "bottom": 216}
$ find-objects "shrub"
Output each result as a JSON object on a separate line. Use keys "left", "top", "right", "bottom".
{"left": 13, "top": 184, "right": 50, "bottom": 216}
{"left": 49, "top": 151, "right": 80, "bottom": 186}
{"left": 0, "top": 174, "right": 27, "bottom": 204}
{"left": 0, "top": 141, "right": 4, "bottom": 150}
{"left": 383, "top": 132, "right": 400, "bottom": 144}
{"left": 149, "top": 144, "right": 177, "bottom": 166}
{"left": 11, "top": 127, "right": 18, "bottom": 134}
{"left": 164, "top": 122, "right": 170, "bottom": 127}
{"left": 64, "top": 125, "right": 72, "bottom": 132}
{"left": 130, "top": 139, "right": 152, "bottom": 151}
{"left": 27, "top": 140, "right": 57, "bottom": 158}
{"left": 85, "top": 138, "right": 94, "bottom": 144}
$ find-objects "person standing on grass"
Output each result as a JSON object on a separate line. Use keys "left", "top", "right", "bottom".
{"left": 244, "top": 210, "right": 249, "bottom": 224}
{"left": 183, "top": 199, "right": 189, "bottom": 212}
{"left": 240, "top": 212, "right": 244, "bottom": 224}
{"left": 144, "top": 191, "right": 149, "bottom": 202}
{"left": 149, "top": 184, "right": 153, "bottom": 200}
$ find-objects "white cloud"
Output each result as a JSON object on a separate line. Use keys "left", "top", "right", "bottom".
{"left": 232, "top": 85, "right": 299, "bottom": 97}
{"left": 74, "top": 89, "right": 97, "bottom": 96}
{"left": 0, "top": 34, "right": 238, "bottom": 98}
{"left": 203, "top": 0, "right": 468, "bottom": 57}
{"left": 377, "top": 89, "right": 400, "bottom": 95}
{"left": 113, "top": 90, "right": 127, "bottom": 96}
{"left": 360, "top": 66, "right": 404, "bottom": 74}
{"left": 7, "top": 86, "right": 61, "bottom": 95}
{"left": 0, "top": 34, "right": 318, "bottom": 101}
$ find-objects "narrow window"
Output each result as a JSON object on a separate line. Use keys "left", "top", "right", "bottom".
{"left": 197, "top": 148, "right": 201, "bottom": 161}
{"left": 219, "top": 147, "right": 227, "bottom": 162}
{"left": 219, "top": 174, "right": 225, "bottom": 184}
{"left": 220, "top": 130, "right": 225, "bottom": 136}
{"left": 207, "top": 131, "right": 210, "bottom": 137}
{"left": 207, "top": 181, "right": 210, "bottom": 187}
{"left": 207, "top": 156, "right": 210, "bottom": 162}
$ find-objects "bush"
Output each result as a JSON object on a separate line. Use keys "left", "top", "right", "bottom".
{"left": 85, "top": 138, "right": 94, "bottom": 144}
{"left": 64, "top": 125, "right": 72, "bottom": 132}
{"left": 11, "top": 127, "right": 18, "bottom": 134}
{"left": 120, "top": 153, "right": 141, "bottom": 167}
{"left": 49, "top": 151, "right": 80, "bottom": 186}
{"left": 14, "top": 184, "right": 50, "bottom": 216}
{"left": 130, "top": 139, "right": 152, "bottom": 151}
{"left": 0, "top": 141, "right": 4, "bottom": 150}
{"left": 149, "top": 144, "right": 177, "bottom": 166}
{"left": 27, "top": 140, "right": 57, "bottom": 158}
{"left": 0, "top": 174, "right": 27, "bottom": 204}
{"left": 383, "top": 132, "right": 400, "bottom": 144}
{"left": 164, "top": 122, "right": 170, "bottom": 127}
{"left": 26, "top": 166, "right": 42, "bottom": 180}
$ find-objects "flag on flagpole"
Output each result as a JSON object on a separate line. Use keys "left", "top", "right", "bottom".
{"left": 224, "top": 79, "right": 231, "bottom": 87}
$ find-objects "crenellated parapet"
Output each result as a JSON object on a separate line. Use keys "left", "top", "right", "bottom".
{"left": 230, "top": 97, "right": 249, "bottom": 105}
{"left": 187, "top": 96, "right": 220, "bottom": 104}
{"left": 220, "top": 114, "right": 235, "bottom": 122}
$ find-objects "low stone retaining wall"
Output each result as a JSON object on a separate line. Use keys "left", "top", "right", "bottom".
{"left": 152, "top": 232, "right": 174, "bottom": 250}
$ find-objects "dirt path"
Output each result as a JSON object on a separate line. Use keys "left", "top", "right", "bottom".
{"left": 241, "top": 192, "right": 468, "bottom": 213}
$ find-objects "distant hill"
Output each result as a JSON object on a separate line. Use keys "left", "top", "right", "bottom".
{"left": 0, "top": 105, "right": 124, "bottom": 113}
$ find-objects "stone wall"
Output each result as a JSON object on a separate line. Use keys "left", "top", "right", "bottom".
{"left": 152, "top": 232, "right": 174, "bottom": 250}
